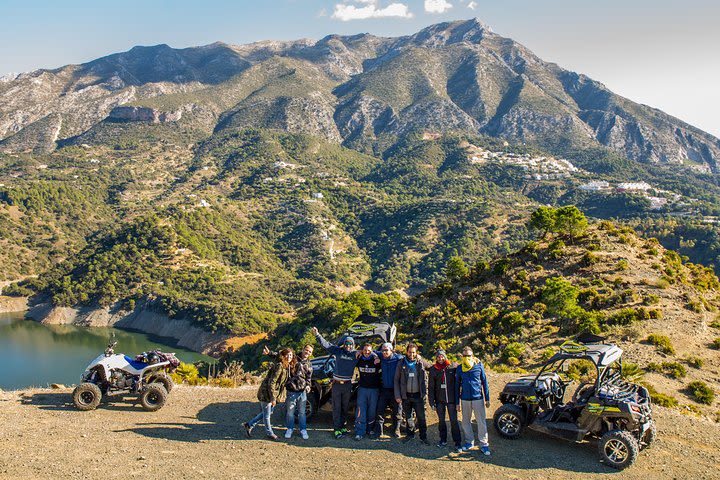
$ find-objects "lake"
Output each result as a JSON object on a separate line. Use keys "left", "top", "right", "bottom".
{"left": 0, "top": 311, "right": 212, "bottom": 390}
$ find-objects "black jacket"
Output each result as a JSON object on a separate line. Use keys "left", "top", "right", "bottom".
{"left": 428, "top": 363, "right": 459, "bottom": 406}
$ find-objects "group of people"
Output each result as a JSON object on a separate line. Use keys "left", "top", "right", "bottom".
{"left": 243, "top": 326, "right": 492, "bottom": 456}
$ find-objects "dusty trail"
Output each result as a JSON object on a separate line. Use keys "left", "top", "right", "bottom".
{"left": 1, "top": 376, "right": 718, "bottom": 480}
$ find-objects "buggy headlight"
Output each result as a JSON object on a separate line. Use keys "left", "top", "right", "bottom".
{"left": 630, "top": 404, "right": 641, "bottom": 414}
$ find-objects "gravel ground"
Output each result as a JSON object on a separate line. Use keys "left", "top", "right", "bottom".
{"left": 1, "top": 375, "right": 719, "bottom": 480}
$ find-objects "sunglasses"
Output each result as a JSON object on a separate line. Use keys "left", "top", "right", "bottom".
{"left": 381, "top": 349, "right": 391, "bottom": 352}
{"left": 344, "top": 342, "right": 354, "bottom": 346}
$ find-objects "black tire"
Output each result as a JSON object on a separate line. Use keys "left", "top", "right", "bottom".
{"left": 640, "top": 420, "right": 657, "bottom": 450}
{"left": 148, "top": 374, "right": 174, "bottom": 394}
{"left": 72, "top": 382, "right": 102, "bottom": 411}
{"left": 599, "top": 430, "right": 639, "bottom": 470}
{"left": 493, "top": 404, "right": 526, "bottom": 439}
{"left": 139, "top": 384, "right": 167, "bottom": 412}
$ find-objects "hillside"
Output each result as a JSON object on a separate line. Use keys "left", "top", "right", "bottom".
{"left": 397, "top": 213, "right": 720, "bottom": 415}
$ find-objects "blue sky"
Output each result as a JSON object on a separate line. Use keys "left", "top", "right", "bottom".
{"left": 2, "top": 0, "right": 719, "bottom": 136}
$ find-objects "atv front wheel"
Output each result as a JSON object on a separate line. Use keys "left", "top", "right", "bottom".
{"left": 139, "top": 384, "right": 168, "bottom": 412}
{"left": 72, "top": 382, "right": 102, "bottom": 411}
{"left": 493, "top": 404, "right": 525, "bottom": 439}
{"left": 599, "top": 430, "right": 639, "bottom": 470}
{"left": 640, "top": 420, "right": 657, "bottom": 450}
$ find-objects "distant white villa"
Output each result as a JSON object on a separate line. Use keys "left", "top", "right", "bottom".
{"left": 579, "top": 181, "right": 611, "bottom": 191}
{"left": 617, "top": 182, "right": 652, "bottom": 192}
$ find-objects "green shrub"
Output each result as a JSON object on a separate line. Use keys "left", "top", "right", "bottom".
{"left": 620, "top": 362, "right": 645, "bottom": 382}
{"left": 493, "top": 259, "right": 511, "bottom": 276}
{"left": 445, "top": 255, "right": 469, "bottom": 281}
{"left": 652, "top": 392, "right": 679, "bottom": 407}
{"left": 643, "top": 294, "right": 660, "bottom": 305}
{"left": 685, "top": 356, "right": 704, "bottom": 369}
{"left": 583, "top": 252, "right": 600, "bottom": 265}
{"left": 655, "top": 277, "right": 670, "bottom": 289}
{"left": 646, "top": 362, "right": 686, "bottom": 379}
{"left": 540, "top": 347, "right": 555, "bottom": 361}
{"left": 687, "top": 381, "right": 715, "bottom": 405}
{"left": 710, "top": 320, "right": 720, "bottom": 329}
{"left": 616, "top": 259, "right": 629, "bottom": 271}
{"left": 712, "top": 338, "right": 720, "bottom": 350}
{"left": 647, "top": 333, "right": 675, "bottom": 355}
{"left": 502, "top": 342, "right": 525, "bottom": 363}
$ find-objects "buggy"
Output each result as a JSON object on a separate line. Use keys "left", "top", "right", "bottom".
{"left": 493, "top": 335, "right": 655, "bottom": 470}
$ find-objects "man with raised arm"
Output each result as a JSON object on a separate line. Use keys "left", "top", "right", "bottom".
{"left": 311, "top": 326, "right": 363, "bottom": 439}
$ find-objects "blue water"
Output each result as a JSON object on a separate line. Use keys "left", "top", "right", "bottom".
{"left": 0, "top": 311, "right": 211, "bottom": 389}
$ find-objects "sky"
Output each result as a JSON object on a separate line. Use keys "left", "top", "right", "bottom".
{"left": 2, "top": 0, "right": 719, "bottom": 137}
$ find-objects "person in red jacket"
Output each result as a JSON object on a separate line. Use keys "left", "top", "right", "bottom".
{"left": 427, "top": 349, "right": 461, "bottom": 449}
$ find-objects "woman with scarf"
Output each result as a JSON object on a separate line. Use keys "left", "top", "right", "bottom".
{"left": 243, "top": 348, "right": 294, "bottom": 440}
{"left": 455, "top": 346, "right": 491, "bottom": 455}
{"left": 427, "top": 349, "right": 461, "bottom": 450}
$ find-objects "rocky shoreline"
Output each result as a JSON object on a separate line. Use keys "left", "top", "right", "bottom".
{"left": 2, "top": 296, "right": 229, "bottom": 356}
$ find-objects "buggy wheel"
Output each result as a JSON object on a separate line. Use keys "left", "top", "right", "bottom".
{"left": 493, "top": 404, "right": 525, "bottom": 439}
{"left": 640, "top": 420, "right": 657, "bottom": 450}
{"left": 72, "top": 382, "right": 102, "bottom": 411}
{"left": 139, "top": 384, "right": 167, "bottom": 411}
{"left": 148, "top": 373, "right": 174, "bottom": 394}
{"left": 599, "top": 430, "right": 639, "bottom": 470}
{"left": 305, "top": 392, "right": 319, "bottom": 420}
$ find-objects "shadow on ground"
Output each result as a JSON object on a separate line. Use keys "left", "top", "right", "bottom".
{"left": 119, "top": 400, "right": 613, "bottom": 473}
{"left": 20, "top": 391, "right": 153, "bottom": 412}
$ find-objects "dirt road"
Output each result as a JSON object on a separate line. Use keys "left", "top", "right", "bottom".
{"left": 1, "top": 376, "right": 718, "bottom": 480}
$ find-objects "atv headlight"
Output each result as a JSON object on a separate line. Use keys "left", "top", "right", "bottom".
{"left": 630, "top": 404, "right": 641, "bottom": 414}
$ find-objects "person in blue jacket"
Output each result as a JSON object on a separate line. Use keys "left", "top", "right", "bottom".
{"left": 455, "top": 345, "right": 491, "bottom": 455}
{"left": 374, "top": 342, "right": 404, "bottom": 437}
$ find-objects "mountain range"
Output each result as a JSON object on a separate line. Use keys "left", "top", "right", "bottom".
{"left": 1, "top": 18, "right": 718, "bottom": 169}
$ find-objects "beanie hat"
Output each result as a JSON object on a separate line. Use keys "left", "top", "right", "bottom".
{"left": 381, "top": 342, "right": 394, "bottom": 351}
{"left": 435, "top": 349, "right": 447, "bottom": 357}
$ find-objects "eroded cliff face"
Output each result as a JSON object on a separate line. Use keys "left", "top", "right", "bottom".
{"left": 25, "top": 300, "right": 229, "bottom": 355}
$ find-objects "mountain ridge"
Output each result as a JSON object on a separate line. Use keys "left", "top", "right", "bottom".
{"left": 1, "top": 18, "right": 718, "bottom": 169}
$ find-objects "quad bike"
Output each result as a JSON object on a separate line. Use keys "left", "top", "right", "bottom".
{"left": 72, "top": 337, "right": 180, "bottom": 412}
{"left": 493, "top": 335, "right": 655, "bottom": 470}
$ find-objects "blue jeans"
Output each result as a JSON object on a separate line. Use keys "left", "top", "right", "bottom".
{"left": 355, "top": 387, "right": 379, "bottom": 436}
{"left": 248, "top": 401, "right": 275, "bottom": 436}
{"left": 286, "top": 390, "right": 307, "bottom": 431}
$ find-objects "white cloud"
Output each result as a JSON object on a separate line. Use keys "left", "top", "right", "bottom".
{"left": 467, "top": 1, "right": 477, "bottom": 10}
{"left": 332, "top": 1, "right": 413, "bottom": 21}
{"left": 424, "top": 0, "right": 453, "bottom": 14}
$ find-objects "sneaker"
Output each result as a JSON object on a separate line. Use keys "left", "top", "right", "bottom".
{"left": 354, "top": 434, "right": 363, "bottom": 441}
{"left": 456, "top": 446, "right": 464, "bottom": 454}
{"left": 481, "top": 445, "right": 491, "bottom": 456}
{"left": 284, "top": 429, "right": 293, "bottom": 439}
{"left": 300, "top": 430, "right": 309, "bottom": 440}
{"left": 334, "top": 430, "right": 344, "bottom": 439}
{"left": 420, "top": 438, "right": 430, "bottom": 445}
{"left": 340, "top": 427, "right": 350, "bottom": 434}
{"left": 393, "top": 428, "right": 402, "bottom": 438}
{"left": 436, "top": 441, "right": 448, "bottom": 448}
{"left": 243, "top": 422, "right": 253, "bottom": 438}
{"left": 460, "top": 442, "right": 474, "bottom": 452}
{"left": 267, "top": 433, "right": 279, "bottom": 441}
